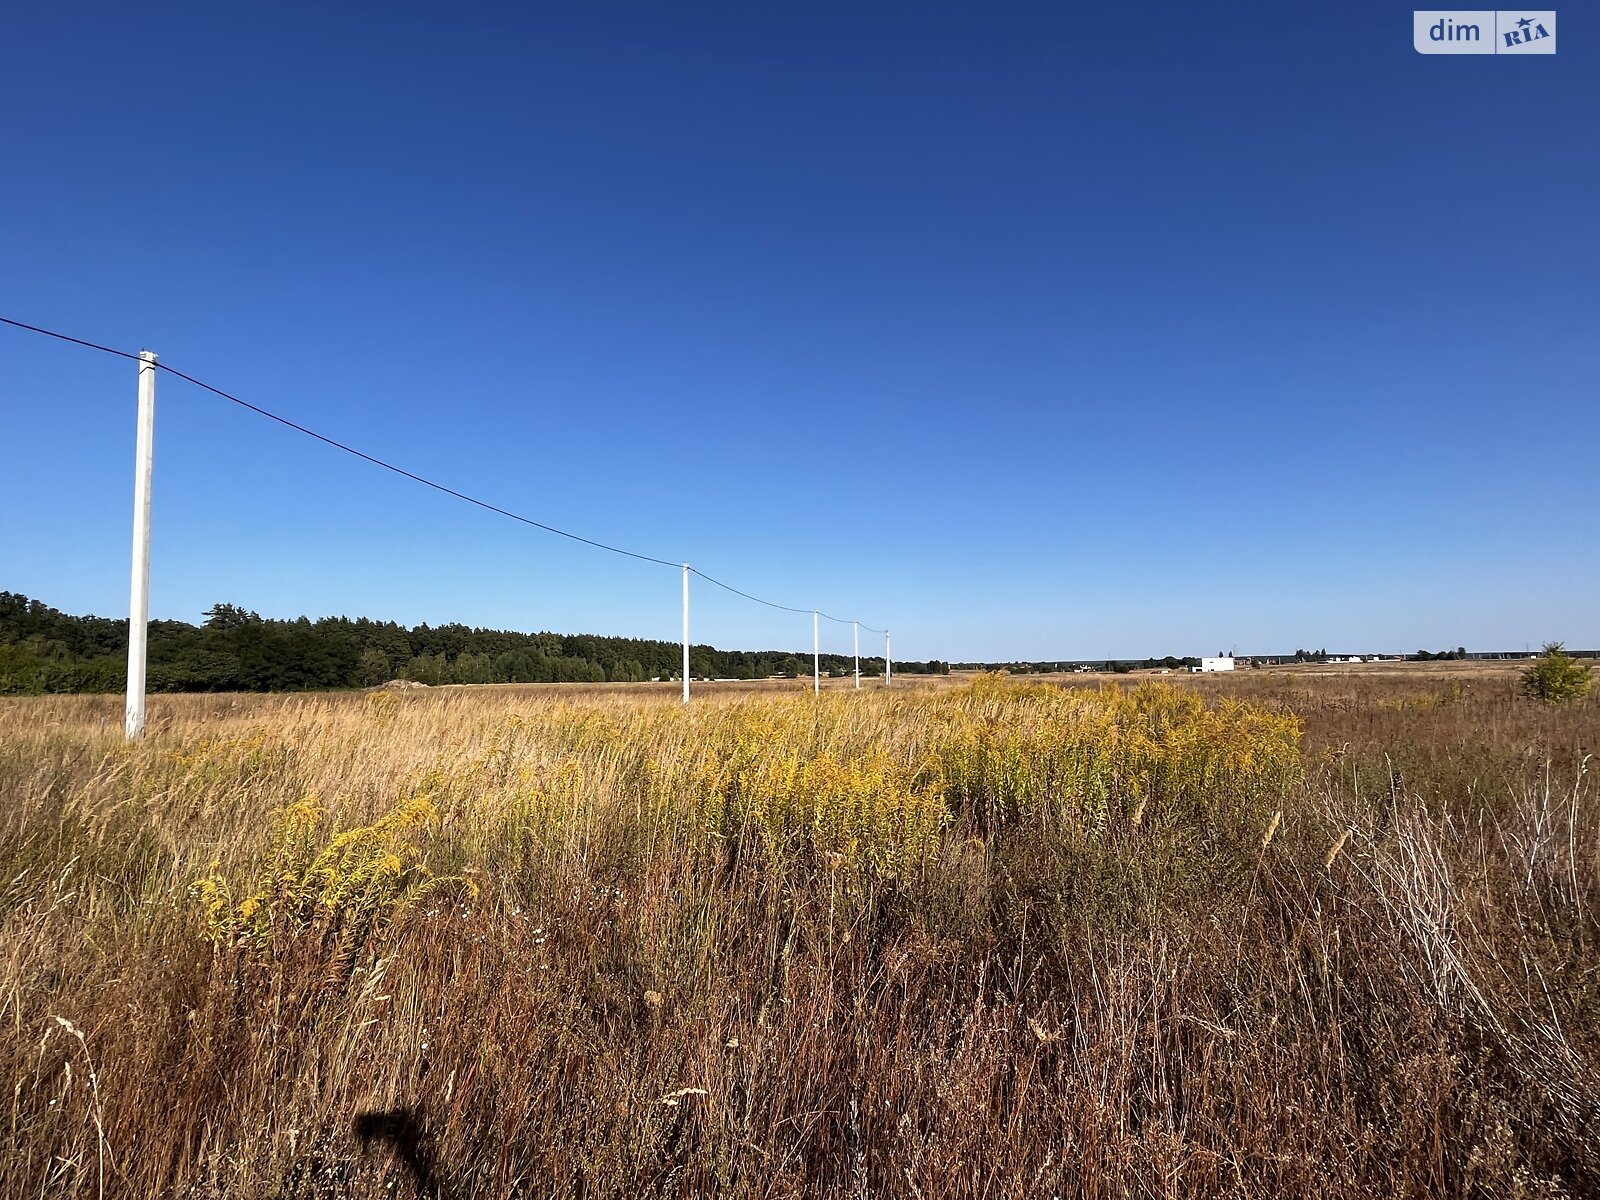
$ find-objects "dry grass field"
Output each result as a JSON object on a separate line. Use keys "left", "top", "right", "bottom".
{"left": 2, "top": 665, "right": 1597, "bottom": 1198}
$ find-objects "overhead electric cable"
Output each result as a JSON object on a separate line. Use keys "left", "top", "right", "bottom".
{"left": 0, "top": 316, "right": 142, "bottom": 363}
{"left": 3, "top": 315, "right": 891, "bottom": 634}
{"left": 687, "top": 568, "right": 810, "bottom": 616}
{"left": 153, "top": 359, "right": 680, "bottom": 569}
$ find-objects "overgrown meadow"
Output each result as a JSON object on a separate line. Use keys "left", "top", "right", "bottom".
{"left": 2, "top": 672, "right": 1596, "bottom": 1197}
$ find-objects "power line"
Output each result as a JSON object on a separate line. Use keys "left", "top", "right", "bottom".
{"left": 0, "top": 316, "right": 142, "bottom": 363}
{"left": 688, "top": 566, "right": 819, "bottom": 620}
{"left": 688, "top": 571, "right": 886, "bottom": 634}
{"left": 3, "top": 315, "right": 891, "bottom": 635}
{"left": 689, "top": 567, "right": 811, "bottom": 616}
{"left": 828, "top": 612, "right": 887, "bottom": 635}
{"left": 153, "top": 359, "right": 680, "bottom": 570}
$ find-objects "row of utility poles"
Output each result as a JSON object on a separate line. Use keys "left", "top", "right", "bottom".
{"left": 121, "top": 352, "right": 893, "bottom": 738}
{"left": 676, "top": 568, "right": 888, "bottom": 704}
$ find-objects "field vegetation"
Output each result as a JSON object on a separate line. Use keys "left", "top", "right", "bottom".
{"left": 1522, "top": 643, "right": 1595, "bottom": 705}
{"left": 1, "top": 669, "right": 1596, "bottom": 1197}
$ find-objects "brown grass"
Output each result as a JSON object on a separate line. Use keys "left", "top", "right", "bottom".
{"left": 1, "top": 671, "right": 1596, "bottom": 1198}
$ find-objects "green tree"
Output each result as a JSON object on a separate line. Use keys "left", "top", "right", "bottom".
{"left": 406, "top": 653, "right": 447, "bottom": 686}
{"left": 452, "top": 652, "right": 494, "bottom": 685}
{"left": 203, "top": 603, "right": 259, "bottom": 631}
{"left": 1521, "top": 643, "right": 1594, "bottom": 704}
{"left": 358, "top": 649, "right": 392, "bottom": 687}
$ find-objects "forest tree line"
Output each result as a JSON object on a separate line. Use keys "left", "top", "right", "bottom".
{"left": 0, "top": 592, "right": 948, "bottom": 695}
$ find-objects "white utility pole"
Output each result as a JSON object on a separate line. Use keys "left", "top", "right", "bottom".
{"left": 126, "top": 350, "right": 157, "bottom": 739}
{"left": 853, "top": 621, "right": 860, "bottom": 689}
{"left": 812, "top": 610, "right": 820, "bottom": 695}
{"left": 885, "top": 629, "right": 892, "bottom": 688}
{"left": 681, "top": 564, "right": 690, "bottom": 703}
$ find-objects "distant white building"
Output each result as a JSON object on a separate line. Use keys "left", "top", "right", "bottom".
{"left": 1196, "top": 656, "right": 1235, "bottom": 673}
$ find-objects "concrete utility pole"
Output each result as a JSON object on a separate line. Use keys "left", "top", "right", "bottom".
{"left": 813, "top": 610, "right": 820, "bottom": 695}
{"left": 885, "top": 629, "right": 892, "bottom": 688}
{"left": 126, "top": 351, "right": 157, "bottom": 739}
{"left": 853, "top": 621, "right": 860, "bottom": 688}
{"left": 682, "top": 563, "right": 690, "bottom": 703}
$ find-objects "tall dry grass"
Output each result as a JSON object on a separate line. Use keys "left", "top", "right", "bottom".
{"left": 0, "top": 672, "right": 1596, "bottom": 1198}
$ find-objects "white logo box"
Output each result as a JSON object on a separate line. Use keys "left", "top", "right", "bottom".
{"left": 1414, "top": 10, "right": 1556, "bottom": 54}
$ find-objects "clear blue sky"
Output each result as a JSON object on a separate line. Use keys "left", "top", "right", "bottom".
{"left": 2, "top": 2, "right": 1594, "bottom": 661}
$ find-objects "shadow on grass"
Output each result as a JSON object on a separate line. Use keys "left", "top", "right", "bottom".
{"left": 353, "top": 1108, "right": 456, "bottom": 1199}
